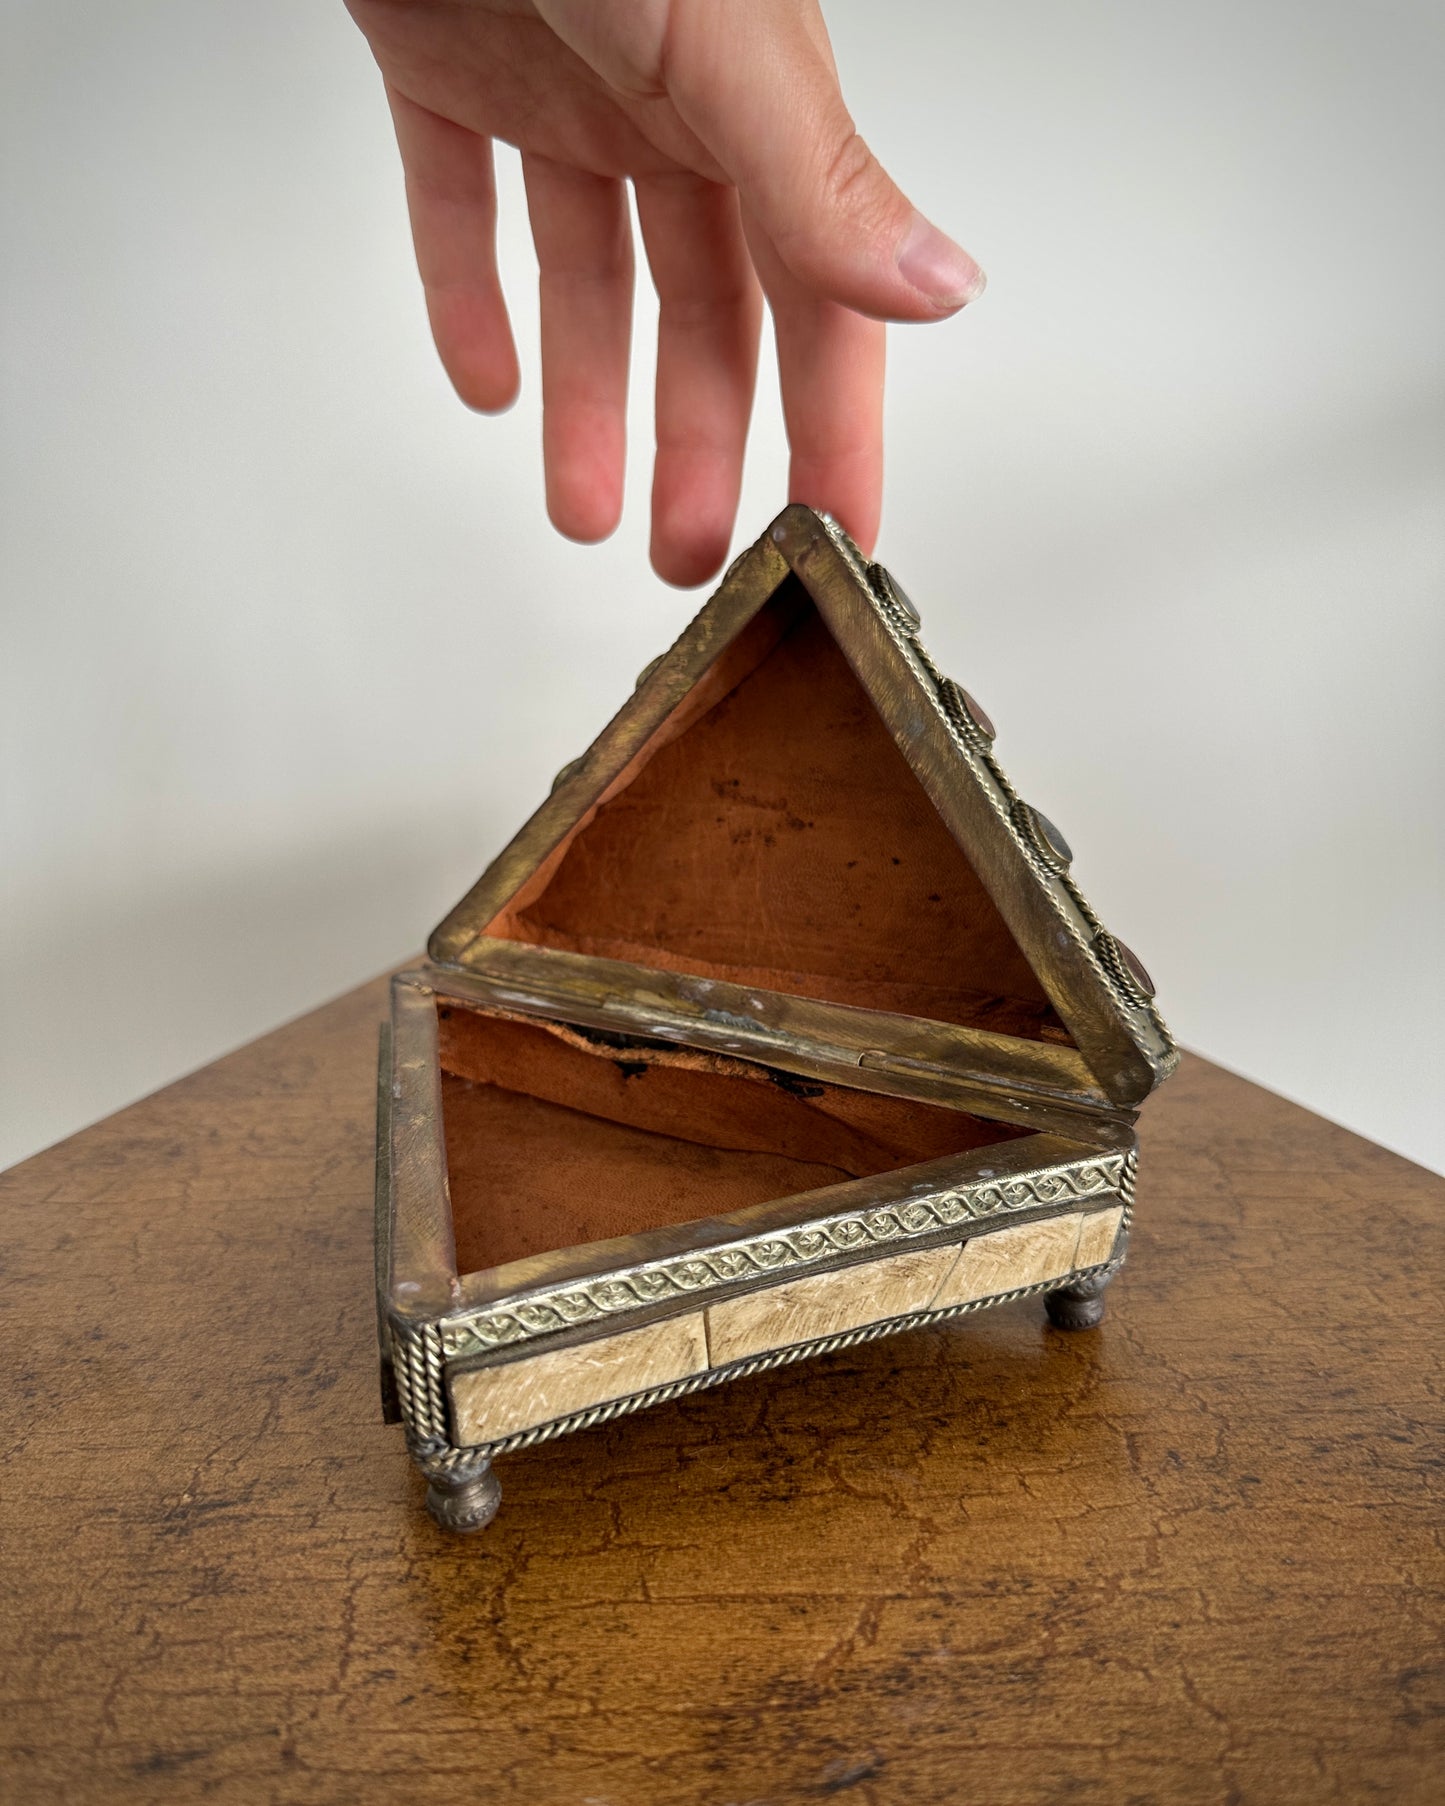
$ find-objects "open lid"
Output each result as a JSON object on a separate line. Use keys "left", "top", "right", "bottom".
{"left": 430, "top": 507, "right": 1176, "bottom": 1115}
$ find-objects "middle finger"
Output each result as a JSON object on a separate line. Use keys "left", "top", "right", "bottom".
{"left": 636, "top": 171, "right": 763, "bottom": 587}
{"left": 523, "top": 152, "right": 635, "bottom": 543}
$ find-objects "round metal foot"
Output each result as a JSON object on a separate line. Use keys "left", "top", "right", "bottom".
{"left": 424, "top": 1459, "right": 501, "bottom": 1534}
{"left": 1046, "top": 1273, "right": 1110, "bottom": 1331}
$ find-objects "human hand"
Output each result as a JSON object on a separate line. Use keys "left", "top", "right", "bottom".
{"left": 346, "top": 0, "right": 985, "bottom": 584}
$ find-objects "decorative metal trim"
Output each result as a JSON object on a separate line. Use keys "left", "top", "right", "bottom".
{"left": 379, "top": 506, "right": 1175, "bottom": 1525}
{"left": 1117, "top": 1144, "right": 1138, "bottom": 1257}
{"left": 391, "top": 1319, "right": 449, "bottom": 1456}
{"left": 437, "top": 1153, "right": 1128, "bottom": 1360}
{"left": 464, "top": 1248, "right": 1125, "bottom": 1458}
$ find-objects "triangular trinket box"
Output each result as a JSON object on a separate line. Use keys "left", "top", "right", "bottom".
{"left": 377, "top": 505, "right": 1176, "bottom": 1531}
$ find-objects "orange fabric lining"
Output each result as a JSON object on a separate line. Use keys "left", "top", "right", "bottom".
{"left": 485, "top": 583, "right": 1068, "bottom": 1044}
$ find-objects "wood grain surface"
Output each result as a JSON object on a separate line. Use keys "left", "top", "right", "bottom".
{"left": 2, "top": 980, "right": 1440, "bottom": 1804}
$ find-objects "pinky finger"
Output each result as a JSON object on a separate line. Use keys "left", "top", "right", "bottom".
{"left": 386, "top": 84, "right": 519, "bottom": 413}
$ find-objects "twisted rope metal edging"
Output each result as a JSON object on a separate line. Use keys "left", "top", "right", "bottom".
{"left": 390, "top": 1172, "right": 1135, "bottom": 1464}
{"left": 393, "top": 1321, "right": 449, "bottom": 1453}
{"left": 1119, "top": 1146, "right": 1138, "bottom": 1235}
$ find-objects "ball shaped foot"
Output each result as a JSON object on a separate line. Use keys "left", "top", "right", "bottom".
{"left": 425, "top": 1460, "right": 501, "bottom": 1534}
{"left": 1046, "top": 1274, "right": 1110, "bottom": 1331}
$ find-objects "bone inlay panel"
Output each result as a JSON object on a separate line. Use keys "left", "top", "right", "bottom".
{"left": 704, "top": 1242, "right": 962, "bottom": 1367}
{"left": 1073, "top": 1205, "right": 1125, "bottom": 1272}
{"left": 932, "top": 1211, "right": 1086, "bottom": 1308}
{"left": 450, "top": 1313, "right": 707, "bottom": 1444}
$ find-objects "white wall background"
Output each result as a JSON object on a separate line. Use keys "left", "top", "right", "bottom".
{"left": 3, "top": 0, "right": 1442, "bottom": 1173}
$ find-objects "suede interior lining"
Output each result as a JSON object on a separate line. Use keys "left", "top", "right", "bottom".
{"left": 438, "top": 1003, "right": 1023, "bottom": 1276}
{"left": 485, "top": 582, "right": 1070, "bottom": 1045}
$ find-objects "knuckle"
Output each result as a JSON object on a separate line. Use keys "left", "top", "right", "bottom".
{"left": 770, "top": 130, "right": 898, "bottom": 288}
{"left": 820, "top": 130, "right": 882, "bottom": 216}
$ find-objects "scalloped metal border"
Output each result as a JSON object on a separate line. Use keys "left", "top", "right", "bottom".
{"left": 435, "top": 1152, "right": 1128, "bottom": 1360}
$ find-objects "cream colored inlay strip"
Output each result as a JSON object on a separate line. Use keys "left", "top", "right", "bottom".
{"left": 1072, "top": 1203, "right": 1125, "bottom": 1272}
{"left": 703, "top": 1242, "right": 962, "bottom": 1368}
{"left": 449, "top": 1312, "right": 707, "bottom": 1445}
{"left": 933, "top": 1210, "right": 1085, "bottom": 1309}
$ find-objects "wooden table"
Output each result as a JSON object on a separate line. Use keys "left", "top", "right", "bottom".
{"left": 2, "top": 980, "right": 1440, "bottom": 1804}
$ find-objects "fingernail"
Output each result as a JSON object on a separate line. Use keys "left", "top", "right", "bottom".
{"left": 897, "top": 212, "right": 987, "bottom": 309}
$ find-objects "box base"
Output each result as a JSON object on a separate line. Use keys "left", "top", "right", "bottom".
{"left": 411, "top": 1266, "right": 1117, "bottom": 1534}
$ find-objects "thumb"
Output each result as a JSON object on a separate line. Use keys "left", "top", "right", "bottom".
{"left": 664, "top": 1, "right": 985, "bottom": 321}
{"left": 536, "top": 0, "right": 984, "bottom": 321}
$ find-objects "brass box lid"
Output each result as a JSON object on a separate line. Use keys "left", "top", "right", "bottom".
{"left": 427, "top": 506, "right": 1175, "bottom": 1126}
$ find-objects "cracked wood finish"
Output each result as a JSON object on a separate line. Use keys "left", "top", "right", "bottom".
{"left": 1, "top": 980, "right": 1440, "bottom": 1804}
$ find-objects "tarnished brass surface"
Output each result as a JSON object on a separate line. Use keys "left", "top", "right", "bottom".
{"left": 412, "top": 955, "right": 1133, "bottom": 1140}
{"left": 379, "top": 506, "right": 1174, "bottom": 1529}
{"left": 383, "top": 973, "right": 1133, "bottom": 1338}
